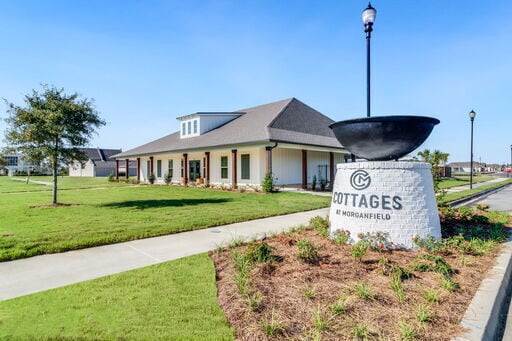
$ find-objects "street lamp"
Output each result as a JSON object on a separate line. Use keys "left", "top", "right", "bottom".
{"left": 362, "top": 3, "right": 377, "bottom": 118}
{"left": 469, "top": 110, "right": 476, "bottom": 189}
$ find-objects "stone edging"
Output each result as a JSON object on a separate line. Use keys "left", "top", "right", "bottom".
{"left": 453, "top": 235, "right": 512, "bottom": 340}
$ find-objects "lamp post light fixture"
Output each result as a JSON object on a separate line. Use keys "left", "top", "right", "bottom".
{"left": 362, "top": 3, "right": 377, "bottom": 118}
{"left": 469, "top": 110, "right": 476, "bottom": 189}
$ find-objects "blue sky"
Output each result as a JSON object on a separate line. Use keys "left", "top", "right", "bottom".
{"left": 0, "top": 1, "right": 511, "bottom": 164}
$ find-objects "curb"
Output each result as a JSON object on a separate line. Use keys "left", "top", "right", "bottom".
{"left": 453, "top": 235, "right": 512, "bottom": 341}
{"left": 447, "top": 183, "right": 512, "bottom": 207}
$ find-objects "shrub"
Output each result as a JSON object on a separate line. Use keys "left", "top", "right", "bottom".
{"left": 320, "top": 178, "right": 327, "bottom": 191}
{"left": 358, "top": 231, "right": 394, "bottom": 251}
{"left": 441, "top": 277, "right": 459, "bottom": 292}
{"left": 412, "top": 235, "right": 443, "bottom": 253}
{"left": 164, "top": 173, "right": 172, "bottom": 185}
{"left": 412, "top": 254, "right": 453, "bottom": 276}
{"left": 148, "top": 173, "right": 156, "bottom": 184}
{"left": 351, "top": 240, "right": 370, "bottom": 262}
{"left": 333, "top": 229, "right": 351, "bottom": 245}
{"left": 296, "top": 239, "right": 320, "bottom": 264}
{"left": 261, "top": 172, "right": 275, "bottom": 193}
{"left": 311, "top": 175, "right": 317, "bottom": 191}
{"left": 107, "top": 172, "right": 115, "bottom": 182}
{"left": 310, "top": 216, "right": 329, "bottom": 238}
{"left": 246, "top": 242, "right": 276, "bottom": 264}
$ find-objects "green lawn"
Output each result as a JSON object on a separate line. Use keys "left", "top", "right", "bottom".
{"left": 440, "top": 179, "right": 512, "bottom": 204}
{"left": 0, "top": 176, "right": 132, "bottom": 193}
{"left": 0, "top": 253, "right": 234, "bottom": 340}
{"left": 438, "top": 176, "right": 495, "bottom": 189}
{"left": 0, "top": 180, "right": 330, "bottom": 261}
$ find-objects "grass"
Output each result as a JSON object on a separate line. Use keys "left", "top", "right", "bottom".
{"left": 437, "top": 176, "right": 494, "bottom": 189}
{"left": 439, "top": 178, "right": 512, "bottom": 204}
{"left": 0, "top": 175, "right": 132, "bottom": 193}
{"left": 0, "top": 179, "right": 330, "bottom": 261}
{"left": 0, "top": 253, "right": 234, "bottom": 340}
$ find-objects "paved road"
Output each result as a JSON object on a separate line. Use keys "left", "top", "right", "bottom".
{"left": 0, "top": 207, "right": 329, "bottom": 301}
{"left": 470, "top": 186, "right": 512, "bottom": 340}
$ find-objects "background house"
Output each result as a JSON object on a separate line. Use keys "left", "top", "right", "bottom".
{"left": 448, "top": 162, "right": 487, "bottom": 173}
{"left": 1, "top": 154, "right": 39, "bottom": 176}
{"left": 69, "top": 148, "right": 136, "bottom": 177}
{"left": 115, "top": 98, "right": 348, "bottom": 188}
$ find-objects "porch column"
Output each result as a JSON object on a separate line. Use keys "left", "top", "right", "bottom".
{"left": 115, "top": 160, "right": 119, "bottom": 180}
{"left": 265, "top": 146, "right": 272, "bottom": 174}
{"left": 302, "top": 149, "right": 307, "bottom": 189}
{"left": 329, "top": 152, "right": 334, "bottom": 184}
{"left": 205, "top": 152, "right": 210, "bottom": 184}
{"left": 136, "top": 158, "right": 141, "bottom": 181}
{"left": 232, "top": 149, "right": 237, "bottom": 189}
{"left": 149, "top": 156, "right": 154, "bottom": 175}
{"left": 183, "top": 153, "right": 188, "bottom": 185}
{"left": 125, "top": 159, "right": 129, "bottom": 179}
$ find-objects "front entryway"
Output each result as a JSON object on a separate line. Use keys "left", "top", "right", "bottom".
{"left": 189, "top": 160, "right": 201, "bottom": 182}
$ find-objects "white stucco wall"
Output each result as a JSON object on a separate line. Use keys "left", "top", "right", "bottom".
{"left": 69, "top": 160, "right": 95, "bottom": 177}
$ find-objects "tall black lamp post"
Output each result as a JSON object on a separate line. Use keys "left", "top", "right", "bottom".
{"left": 362, "top": 3, "right": 377, "bottom": 118}
{"left": 469, "top": 110, "right": 476, "bottom": 189}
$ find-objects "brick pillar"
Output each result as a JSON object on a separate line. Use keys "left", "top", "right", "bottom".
{"left": 125, "top": 159, "right": 129, "bottom": 179}
{"left": 265, "top": 146, "right": 272, "bottom": 174}
{"left": 115, "top": 160, "right": 119, "bottom": 180}
{"left": 232, "top": 149, "right": 237, "bottom": 189}
{"left": 136, "top": 158, "right": 140, "bottom": 181}
{"left": 183, "top": 153, "right": 188, "bottom": 185}
{"left": 205, "top": 152, "right": 210, "bottom": 184}
{"left": 302, "top": 150, "right": 307, "bottom": 189}
{"left": 329, "top": 152, "right": 334, "bottom": 184}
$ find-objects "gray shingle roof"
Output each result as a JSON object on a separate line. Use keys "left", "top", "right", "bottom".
{"left": 81, "top": 148, "right": 122, "bottom": 161}
{"left": 115, "top": 98, "right": 344, "bottom": 158}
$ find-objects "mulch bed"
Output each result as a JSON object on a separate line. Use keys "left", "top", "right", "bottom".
{"left": 210, "top": 229, "right": 498, "bottom": 340}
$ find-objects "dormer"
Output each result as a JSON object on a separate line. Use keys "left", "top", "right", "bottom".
{"left": 177, "top": 112, "right": 244, "bottom": 139}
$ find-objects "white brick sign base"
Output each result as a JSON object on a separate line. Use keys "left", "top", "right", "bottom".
{"left": 329, "top": 161, "right": 441, "bottom": 249}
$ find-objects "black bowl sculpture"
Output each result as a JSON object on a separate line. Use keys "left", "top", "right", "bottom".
{"left": 329, "top": 115, "right": 440, "bottom": 161}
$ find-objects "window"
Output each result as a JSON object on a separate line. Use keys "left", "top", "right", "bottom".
{"left": 5, "top": 156, "right": 18, "bottom": 166}
{"left": 182, "top": 122, "right": 186, "bottom": 135}
{"left": 181, "top": 159, "right": 184, "bottom": 177}
{"left": 187, "top": 121, "right": 191, "bottom": 135}
{"left": 241, "top": 154, "right": 250, "bottom": 179}
{"left": 146, "top": 160, "right": 151, "bottom": 177}
{"left": 168, "top": 160, "right": 173, "bottom": 178}
{"left": 221, "top": 156, "right": 228, "bottom": 179}
{"left": 193, "top": 120, "right": 198, "bottom": 134}
{"left": 157, "top": 160, "right": 162, "bottom": 178}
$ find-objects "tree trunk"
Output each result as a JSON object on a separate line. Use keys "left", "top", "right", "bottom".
{"left": 52, "top": 160, "right": 58, "bottom": 205}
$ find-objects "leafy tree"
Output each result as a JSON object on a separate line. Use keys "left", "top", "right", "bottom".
{"left": 4, "top": 85, "right": 105, "bottom": 204}
{"left": 417, "top": 148, "right": 450, "bottom": 203}
{"left": 0, "top": 154, "right": 6, "bottom": 174}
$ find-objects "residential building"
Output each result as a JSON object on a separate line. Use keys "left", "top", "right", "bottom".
{"left": 114, "top": 98, "right": 349, "bottom": 188}
{"left": 69, "top": 148, "right": 136, "bottom": 177}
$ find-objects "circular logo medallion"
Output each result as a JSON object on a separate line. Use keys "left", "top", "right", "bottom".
{"left": 350, "top": 170, "right": 371, "bottom": 190}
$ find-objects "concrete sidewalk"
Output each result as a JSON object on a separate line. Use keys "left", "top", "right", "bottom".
{"left": 0, "top": 208, "right": 329, "bottom": 301}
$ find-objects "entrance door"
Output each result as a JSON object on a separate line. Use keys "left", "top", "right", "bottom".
{"left": 189, "top": 160, "right": 201, "bottom": 182}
